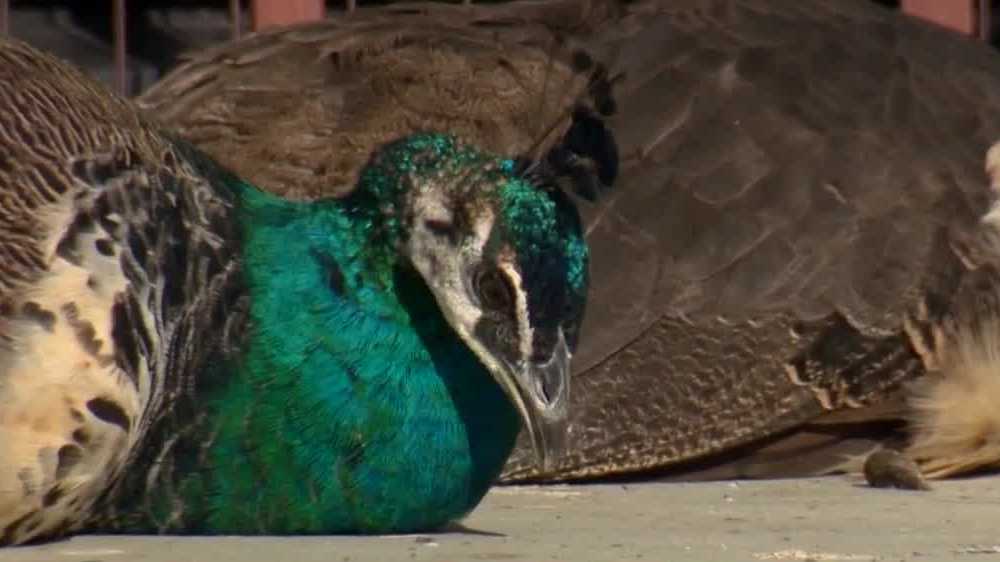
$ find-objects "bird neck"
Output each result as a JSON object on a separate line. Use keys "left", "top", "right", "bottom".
{"left": 188, "top": 182, "right": 521, "bottom": 533}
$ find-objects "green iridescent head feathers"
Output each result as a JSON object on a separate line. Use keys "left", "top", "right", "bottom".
{"left": 353, "top": 132, "right": 589, "bottom": 305}
{"left": 349, "top": 132, "right": 598, "bottom": 468}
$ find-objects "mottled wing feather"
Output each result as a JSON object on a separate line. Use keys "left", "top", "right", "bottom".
{"left": 138, "top": 0, "right": 1000, "bottom": 482}
{"left": 508, "top": 0, "right": 1000, "bottom": 480}
{"left": 583, "top": 0, "right": 994, "bottom": 340}
{"left": 0, "top": 38, "right": 243, "bottom": 543}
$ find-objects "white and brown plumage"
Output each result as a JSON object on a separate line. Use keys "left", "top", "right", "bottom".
{"left": 0, "top": 38, "right": 242, "bottom": 543}
{"left": 137, "top": 0, "right": 1000, "bottom": 485}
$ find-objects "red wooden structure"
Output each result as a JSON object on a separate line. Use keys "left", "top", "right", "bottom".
{"left": 902, "top": 0, "right": 990, "bottom": 39}
{"left": 252, "top": 0, "right": 329, "bottom": 31}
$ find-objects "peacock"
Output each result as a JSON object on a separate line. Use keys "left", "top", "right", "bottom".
{"left": 0, "top": 6, "right": 616, "bottom": 542}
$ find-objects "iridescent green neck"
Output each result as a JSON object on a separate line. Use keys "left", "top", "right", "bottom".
{"left": 145, "top": 139, "right": 523, "bottom": 534}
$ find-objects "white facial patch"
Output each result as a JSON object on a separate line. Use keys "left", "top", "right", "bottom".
{"left": 498, "top": 261, "right": 532, "bottom": 364}
{"left": 411, "top": 183, "right": 455, "bottom": 231}
{"left": 404, "top": 182, "right": 495, "bottom": 339}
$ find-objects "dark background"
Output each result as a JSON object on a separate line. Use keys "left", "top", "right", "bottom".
{"left": 5, "top": 0, "right": 1000, "bottom": 96}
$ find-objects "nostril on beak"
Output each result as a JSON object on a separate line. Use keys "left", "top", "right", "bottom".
{"left": 538, "top": 361, "right": 563, "bottom": 405}
{"left": 530, "top": 328, "right": 570, "bottom": 406}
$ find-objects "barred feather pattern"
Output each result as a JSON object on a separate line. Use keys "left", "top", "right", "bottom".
{"left": 0, "top": 38, "right": 245, "bottom": 544}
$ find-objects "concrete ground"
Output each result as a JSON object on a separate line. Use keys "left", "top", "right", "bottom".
{"left": 5, "top": 477, "right": 999, "bottom": 562}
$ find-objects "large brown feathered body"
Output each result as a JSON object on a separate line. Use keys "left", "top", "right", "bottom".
{"left": 137, "top": 0, "right": 1000, "bottom": 484}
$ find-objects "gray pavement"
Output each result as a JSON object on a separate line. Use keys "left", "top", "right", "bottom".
{"left": 5, "top": 477, "right": 999, "bottom": 562}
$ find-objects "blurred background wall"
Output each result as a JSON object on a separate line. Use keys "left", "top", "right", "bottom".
{"left": 1, "top": 0, "right": 998, "bottom": 98}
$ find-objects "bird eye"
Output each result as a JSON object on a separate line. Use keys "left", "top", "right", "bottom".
{"left": 424, "top": 217, "right": 453, "bottom": 236}
{"left": 474, "top": 267, "right": 513, "bottom": 312}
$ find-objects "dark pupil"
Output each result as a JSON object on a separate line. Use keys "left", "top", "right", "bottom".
{"left": 477, "top": 268, "right": 512, "bottom": 311}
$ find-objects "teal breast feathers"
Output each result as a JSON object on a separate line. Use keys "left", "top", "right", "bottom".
{"left": 141, "top": 134, "right": 586, "bottom": 533}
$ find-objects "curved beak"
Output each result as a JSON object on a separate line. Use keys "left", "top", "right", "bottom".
{"left": 501, "top": 329, "right": 572, "bottom": 471}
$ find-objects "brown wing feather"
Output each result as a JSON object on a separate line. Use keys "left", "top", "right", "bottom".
{"left": 0, "top": 37, "right": 248, "bottom": 544}
{"left": 137, "top": 0, "right": 620, "bottom": 201}
{"left": 0, "top": 37, "right": 160, "bottom": 544}
{"left": 138, "top": 0, "right": 1000, "bottom": 482}
{"left": 512, "top": 0, "right": 1000, "bottom": 481}
{"left": 0, "top": 39, "right": 161, "bottom": 301}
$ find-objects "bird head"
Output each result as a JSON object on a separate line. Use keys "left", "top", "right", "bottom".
{"left": 356, "top": 133, "right": 588, "bottom": 471}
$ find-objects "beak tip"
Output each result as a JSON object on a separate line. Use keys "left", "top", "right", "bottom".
{"left": 531, "top": 416, "right": 570, "bottom": 473}
{"left": 505, "top": 328, "right": 574, "bottom": 474}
